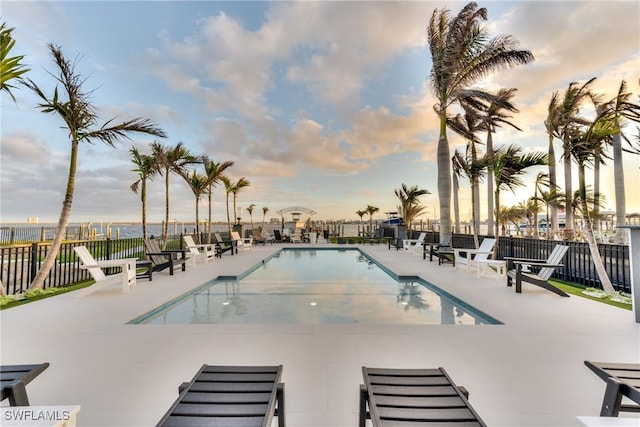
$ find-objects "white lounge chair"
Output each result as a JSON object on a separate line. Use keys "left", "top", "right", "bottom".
{"left": 231, "top": 231, "right": 253, "bottom": 251}
{"left": 290, "top": 229, "right": 302, "bottom": 243}
{"left": 402, "top": 232, "right": 427, "bottom": 255}
{"left": 452, "top": 238, "right": 496, "bottom": 271}
{"left": 73, "top": 246, "right": 137, "bottom": 297}
{"left": 183, "top": 235, "right": 216, "bottom": 264}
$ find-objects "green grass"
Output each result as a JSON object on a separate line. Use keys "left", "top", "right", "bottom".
{"left": 0, "top": 281, "right": 92, "bottom": 310}
{"left": 550, "top": 279, "right": 632, "bottom": 311}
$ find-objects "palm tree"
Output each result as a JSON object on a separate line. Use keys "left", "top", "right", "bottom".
{"left": 538, "top": 189, "right": 565, "bottom": 236}
{"left": 356, "top": 209, "right": 367, "bottom": 236}
{"left": 180, "top": 168, "right": 210, "bottom": 236}
{"left": 130, "top": 147, "right": 158, "bottom": 240}
{"left": 365, "top": 205, "right": 379, "bottom": 237}
{"left": 497, "top": 205, "right": 525, "bottom": 236}
{"left": 451, "top": 150, "right": 463, "bottom": 234}
{"left": 394, "top": 184, "right": 430, "bottom": 233}
{"left": 222, "top": 177, "right": 251, "bottom": 233}
{"left": 544, "top": 90, "right": 562, "bottom": 238}
{"left": 246, "top": 204, "right": 256, "bottom": 231}
{"left": 491, "top": 145, "right": 548, "bottom": 238}
{"left": 602, "top": 80, "right": 640, "bottom": 243}
{"left": 203, "top": 159, "right": 234, "bottom": 243}
{"left": 221, "top": 176, "right": 233, "bottom": 235}
{"left": 478, "top": 88, "right": 522, "bottom": 237}
{"left": 22, "top": 44, "right": 166, "bottom": 290}
{"left": 555, "top": 78, "right": 597, "bottom": 237}
{"left": 447, "top": 107, "right": 486, "bottom": 242}
{"left": 568, "top": 119, "right": 617, "bottom": 295}
{"left": 532, "top": 172, "right": 549, "bottom": 239}
{"left": 151, "top": 141, "right": 198, "bottom": 243}
{"left": 427, "top": 2, "right": 533, "bottom": 244}
{"left": 1, "top": 22, "right": 29, "bottom": 101}
{"left": 261, "top": 207, "right": 269, "bottom": 230}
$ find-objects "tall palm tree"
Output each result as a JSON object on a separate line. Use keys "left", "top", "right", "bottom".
{"left": 356, "top": 209, "right": 367, "bottom": 236}
{"left": 180, "top": 168, "right": 210, "bottom": 235}
{"left": 22, "top": 44, "right": 166, "bottom": 290}
{"left": 203, "top": 159, "right": 234, "bottom": 243}
{"left": 1, "top": 22, "right": 29, "bottom": 101}
{"left": 221, "top": 176, "right": 233, "bottom": 235}
{"left": 447, "top": 107, "right": 486, "bottom": 242}
{"left": 427, "top": 2, "right": 533, "bottom": 244}
{"left": 394, "top": 184, "right": 430, "bottom": 232}
{"left": 478, "top": 88, "right": 522, "bottom": 237}
{"left": 223, "top": 177, "right": 251, "bottom": 233}
{"left": 451, "top": 150, "right": 463, "bottom": 234}
{"left": 366, "top": 205, "right": 380, "bottom": 236}
{"left": 555, "top": 78, "right": 597, "bottom": 237}
{"left": 568, "top": 119, "right": 617, "bottom": 295}
{"left": 532, "top": 172, "right": 549, "bottom": 239}
{"left": 603, "top": 80, "right": 640, "bottom": 243}
{"left": 130, "top": 147, "right": 158, "bottom": 240}
{"left": 151, "top": 141, "right": 198, "bottom": 243}
{"left": 246, "top": 204, "right": 256, "bottom": 231}
{"left": 261, "top": 207, "right": 269, "bottom": 230}
{"left": 491, "top": 145, "right": 548, "bottom": 238}
{"left": 544, "top": 90, "right": 562, "bottom": 238}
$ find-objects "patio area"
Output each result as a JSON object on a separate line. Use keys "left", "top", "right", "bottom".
{"left": 1, "top": 242, "right": 638, "bottom": 426}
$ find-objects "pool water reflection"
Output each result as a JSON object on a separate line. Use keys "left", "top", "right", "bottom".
{"left": 130, "top": 249, "right": 501, "bottom": 325}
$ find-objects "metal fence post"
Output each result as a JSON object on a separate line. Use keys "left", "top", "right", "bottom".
{"left": 29, "top": 243, "right": 38, "bottom": 284}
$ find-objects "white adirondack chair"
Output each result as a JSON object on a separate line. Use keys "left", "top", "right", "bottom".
{"left": 74, "top": 246, "right": 137, "bottom": 297}
{"left": 402, "top": 232, "right": 427, "bottom": 255}
{"left": 231, "top": 231, "right": 253, "bottom": 251}
{"left": 183, "top": 235, "right": 216, "bottom": 264}
{"left": 452, "top": 238, "right": 496, "bottom": 271}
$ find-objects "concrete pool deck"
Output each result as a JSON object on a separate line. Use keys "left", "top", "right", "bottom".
{"left": 0, "top": 242, "right": 638, "bottom": 426}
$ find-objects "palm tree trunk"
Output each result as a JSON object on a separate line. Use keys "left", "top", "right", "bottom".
{"left": 563, "top": 143, "right": 573, "bottom": 237}
{"left": 195, "top": 197, "right": 200, "bottom": 236}
{"left": 141, "top": 179, "right": 147, "bottom": 240}
{"left": 207, "top": 191, "right": 213, "bottom": 244}
{"left": 593, "top": 150, "right": 601, "bottom": 239}
{"left": 486, "top": 131, "right": 494, "bottom": 237}
{"left": 472, "top": 179, "right": 480, "bottom": 248}
{"left": 452, "top": 171, "right": 460, "bottom": 233}
{"left": 30, "top": 140, "right": 79, "bottom": 290}
{"left": 225, "top": 193, "right": 231, "bottom": 235}
{"left": 437, "top": 115, "right": 452, "bottom": 244}
{"left": 494, "top": 188, "right": 501, "bottom": 238}
{"left": 612, "top": 132, "right": 627, "bottom": 244}
{"left": 533, "top": 186, "right": 539, "bottom": 239}
{"left": 548, "top": 134, "right": 558, "bottom": 238}
{"left": 163, "top": 172, "right": 170, "bottom": 247}
{"left": 578, "top": 164, "right": 616, "bottom": 295}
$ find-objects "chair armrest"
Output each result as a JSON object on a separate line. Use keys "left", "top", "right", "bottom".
{"left": 514, "top": 261, "right": 563, "bottom": 269}
{"left": 504, "top": 257, "right": 546, "bottom": 263}
{"left": 91, "top": 258, "right": 138, "bottom": 268}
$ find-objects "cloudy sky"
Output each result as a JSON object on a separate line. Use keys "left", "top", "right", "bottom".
{"left": 1, "top": 1, "right": 639, "bottom": 225}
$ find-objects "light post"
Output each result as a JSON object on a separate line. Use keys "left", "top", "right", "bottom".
{"left": 236, "top": 207, "right": 242, "bottom": 226}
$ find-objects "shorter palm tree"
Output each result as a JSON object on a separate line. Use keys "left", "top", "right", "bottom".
{"left": 497, "top": 205, "right": 525, "bottom": 236}
{"left": 366, "top": 205, "right": 379, "bottom": 237}
{"left": 261, "top": 207, "right": 269, "bottom": 230}
{"left": 130, "top": 147, "right": 158, "bottom": 240}
{"left": 356, "top": 209, "right": 367, "bottom": 236}
{"left": 180, "top": 168, "right": 210, "bottom": 235}
{"left": 203, "top": 159, "right": 234, "bottom": 243}
{"left": 246, "top": 204, "right": 256, "bottom": 231}
{"left": 394, "top": 184, "right": 430, "bottom": 233}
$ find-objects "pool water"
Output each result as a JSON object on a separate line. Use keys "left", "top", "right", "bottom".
{"left": 130, "top": 249, "right": 500, "bottom": 325}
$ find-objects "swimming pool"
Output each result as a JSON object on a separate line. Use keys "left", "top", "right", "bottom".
{"left": 129, "top": 249, "right": 501, "bottom": 325}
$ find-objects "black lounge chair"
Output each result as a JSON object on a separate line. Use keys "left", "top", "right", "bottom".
{"left": 584, "top": 361, "right": 640, "bottom": 417}
{"left": 359, "top": 366, "right": 486, "bottom": 427}
{"left": 1, "top": 363, "right": 50, "bottom": 406}
{"left": 424, "top": 235, "right": 453, "bottom": 261}
{"left": 273, "top": 230, "right": 283, "bottom": 243}
{"left": 156, "top": 364, "right": 285, "bottom": 427}
{"left": 506, "top": 244, "right": 569, "bottom": 297}
{"left": 214, "top": 233, "right": 237, "bottom": 257}
{"left": 144, "top": 238, "right": 187, "bottom": 275}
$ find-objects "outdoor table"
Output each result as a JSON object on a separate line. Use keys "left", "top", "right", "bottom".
{"left": 1, "top": 363, "right": 50, "bottom": 406}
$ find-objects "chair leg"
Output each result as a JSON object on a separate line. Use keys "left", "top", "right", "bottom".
{"left": 515, "top": 264, "right": 523, "bottom": 293}
{"left": 8, "top": 380, "right": 29, "bottom": 406}
{"left": 359, "top": 385, "right": 368, "bottom": 427}
{"left": 277, "top": 382, "right": 285, "bottom": 427}
{"left": 600, "top": 377, "right": 625, "bottom": 416}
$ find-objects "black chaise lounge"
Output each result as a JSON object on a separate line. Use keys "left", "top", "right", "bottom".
{"left": 144, "top": 238, "right": 187, "bottom": 275}
{"left": 424, "top": 235, "right": 453, "bottom": 261}
{"left": 359, "top": 366, "right": 487, "bottom": 427}
{"left": 214, "top": 233, "right": 237, "bottom": 257}
{"left": 1, "top": 363, "right": 49, "bottom": 406}
{"left": 584, "top": 361, "right": 640, "bottom": 417}
{"left": 506, "top": 244, "right": 569, "bottom": 296}
{"left": 156, "top": 364, "right": 285, "bottom": 427}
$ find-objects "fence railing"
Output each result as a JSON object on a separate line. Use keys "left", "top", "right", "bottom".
{"left": 1, "top": 232, "right": 631, "bottom": 296}
{"left": 411, "top": 230, "right": 631, "bottom": 294}
{"left": 0, "top": 235, "right": 183, "bottom": 295}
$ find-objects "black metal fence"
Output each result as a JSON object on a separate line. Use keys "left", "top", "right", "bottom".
{"left": 412, "top": 231, "right": 631, "bottom": 294}
{"left": 0, "top": 235, "right": 184, "bottom": 295}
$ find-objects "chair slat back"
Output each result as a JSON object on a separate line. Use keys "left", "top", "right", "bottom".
{"left": 183, "top": 236, "right": 201, "bottom": 256}
{"left": 474, "top": 238, "right": 496, "bottom": 262}
{"left": 215, "top": 233, "right": 230, "bottom": 249}
{"left": 440, "top": 235, "right": 452, "bottom": 247}
{"left": 74, "top": 246, "right": 106, "bottom": 281}
{"left": 144, "top": 239, "right": 167, "bottom": 265}
{"left": 538, "top": 245, "right": 568, "bottom": 281}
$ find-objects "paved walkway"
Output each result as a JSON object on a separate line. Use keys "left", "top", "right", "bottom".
{"left": 1, "top": 242, "right": 638, "bottom": 426}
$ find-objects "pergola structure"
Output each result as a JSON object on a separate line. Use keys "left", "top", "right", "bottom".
{"left": 276, "top": 206, "right": 316, "bottom": 222}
